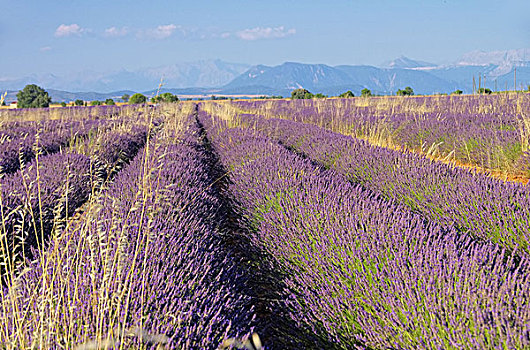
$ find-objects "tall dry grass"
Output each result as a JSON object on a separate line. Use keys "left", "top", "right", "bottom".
{"left": 0, "top": 105, "right": 165, "bottom": 348}
{"left": 235, "top": 93, "right": 530, "bottom": 183}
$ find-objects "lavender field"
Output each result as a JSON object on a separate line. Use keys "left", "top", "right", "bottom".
{"left": 231, "top": 94, "right": 530, "bottom": 182}
{"left": 1, "top": 95, "right": 530, "bottom": 349}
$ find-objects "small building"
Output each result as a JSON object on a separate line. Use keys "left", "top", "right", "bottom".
{"left": 8, "top": 101, "right": 17, "bottom": 109}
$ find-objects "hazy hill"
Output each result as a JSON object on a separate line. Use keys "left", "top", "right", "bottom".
{"left": 224, "top": 62, "right": 455, "bottom": 96}
{"left": 381, "top": 56, "right": 437, "bottom": 69}
{"left": 334, "top": 65, "right": 455, "bottom": 94}
{"left": 2, "top": 49, "right": 529, "bottom": 101}
{"left": 223, "top": 62, "right": 356, "bottom": 92}
{"left": 0, "top": 60, "right": 250, "bottom": 93}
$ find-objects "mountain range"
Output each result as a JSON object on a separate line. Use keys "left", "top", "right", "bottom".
{"left": 2, "top": 49, "right": 530, "bottom": 102}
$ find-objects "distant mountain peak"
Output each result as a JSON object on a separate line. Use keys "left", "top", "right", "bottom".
{"left": 382, "top": 56, "right": 437, "bottom": 69}
{"left": 244, "top": 65, "right": 271, "bottom": 79}
{"left": 2, "top": 49, "right": 529, "bottom": 98}
{"left": 457, "top": 48, "right": 530, "bottom": 66}
{"left": 224, "top": 61, "right": 353, "bottom": 93}
{"left": 0, "top": 59, "right": 251, "bottom": 92}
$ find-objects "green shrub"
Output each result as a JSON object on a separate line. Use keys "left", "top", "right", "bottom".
{"left": 128, "top": 93, "right": 147, "bottom": 104}
{"left": 161, "top": 92, "right": 178, "bottom": 102}
{"left": 339, "top": 91, "right": 354, "bottom": 98}
{"left": 16, "top": 84, "right": 52, "bottom": 108}
{"left": 361, "top": 88, "right": 372, "bottom": 97}
{"left": 152, "top": 93, "right": 179, "bottom": 103}
{"left": 477, "top": 88, "right": 492, "bottom": 95}
{"left": 291, "top": 88, "right": 313, "bottom": 99}
{"left": 396, "top": 87, "right": 414, "bottom": 96}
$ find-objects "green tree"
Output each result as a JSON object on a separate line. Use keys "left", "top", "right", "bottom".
{"left": 121, "top": 94, "right": 130, "bottom": 103}
{"left": 361, "top": 88, "right": 372, "bottom": 97}
{"left": 74, "top": 99, "right": 84, "bottom": 106}
{"left": 105, "top": 98, "right": 115, "bottom": 105}
{"left": 314, "top": 93, "right": 327, "bottom": 98}
{"left": 451, "top": 90, "right": 463, "bottom": 95}
{"left": 128, "top": 93, "right": 147, "bottom": 104}
{"left": 60, "top": 102, "right": 67, "bottom": 107}
{"left": 90, "top": 100, "right": 102, "bottom": 106}
{"left": 17, "top": 84, "right": 52, "bottom": 108}
{"left": 291, "top": 88, "right": 313, "bottom": 99}
{"left": 396, "top": 86, "right": 414, "bottom": 96}
{"left": 339, "top": 90, "right": 355, "bottom": 98}
{"left": 161, "top": 92, "right": 178, "bottom": 102}
{"left": 477, "top": 88, "right": 492, "bottom": 95}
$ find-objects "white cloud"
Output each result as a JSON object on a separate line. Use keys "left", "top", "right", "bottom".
{"left": 40, "top": 46, "right": 52, "bottom": 52}
{"left": 55, "top": 24, "right": 86, "bottom": 37}
{"left": 104, "top": 26, "right": 128, "bottom": 38}
{"left": 138, "top": 24, "right": 178, "bottom": 40}
{"left": 236, "top": 26, "right": 296, "bottom": 41}
{"left": 196, "top": 30, "right": 228, "bottom": 40}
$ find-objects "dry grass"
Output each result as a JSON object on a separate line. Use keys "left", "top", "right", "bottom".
{"left": 0, "top": 104, "right": 173, "bottom": 349}
{"left": 0, "top": 104, "right": 144, "bottom": 124}
{"left": 233, "top": 94, "right": 530, "bottom": 184}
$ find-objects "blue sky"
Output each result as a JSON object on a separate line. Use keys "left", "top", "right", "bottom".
{"left": 1, "top": 0, "right": 529, "bottom": 76}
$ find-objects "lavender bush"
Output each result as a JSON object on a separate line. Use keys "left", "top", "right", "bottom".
{"left": 1, "top": 98, "right": 529, "bottom": 349}
{"left": 0, "top": 110, "right": 257, "bottom": 349}
{"left": 232, "top": 93, "right": 530, "bottom": 179}
{"left": 198, "top": 109, "right": 530, "bottom": 349}
{"left": 0, "top": 121, "right": 150, "bottom": 273}
{"left": 238, "top": 115, "right": 530, "bottom": 254}
{"left": 0, "top": 119, "right": 107, "bottom": 175}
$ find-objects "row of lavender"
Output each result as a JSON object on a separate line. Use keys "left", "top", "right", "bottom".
{"left": 232, "top": 94, "right": 530, "bottom": 177}
{"left": 0, "top": 110, "right": 258, "bottom": 348}
{"left": 0, "top": 117, "right": 150, "bottom": 278}
{"left": 0, "top": 119, "right": 102, "bottom": 174}
{"left": 198, "top": 109, "right": 530, "bottom": 349}
{"left": 0, "top": 104, "right": 125, "bottom": 124}
{"left": 235, "top": 114, "right": 530, "bottom": 255}
{"left": 0, "top": 106, "right": 151, "bottom": 175}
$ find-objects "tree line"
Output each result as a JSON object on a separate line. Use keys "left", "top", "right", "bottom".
{"left": 12, "top": 85, "right": 179, "bottom": 108}
{"left": 289, "top": 85, "right": 514, "bottom": 99}
{"left": 10, "top": 84, "right": 530, "bottom": 108}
